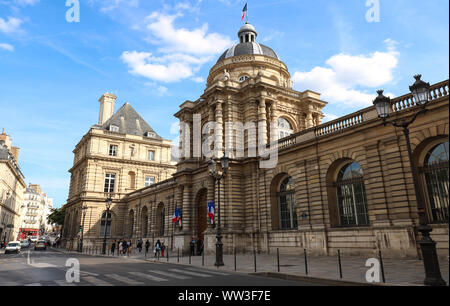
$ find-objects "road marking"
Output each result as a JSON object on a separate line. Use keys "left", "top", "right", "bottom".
{"left": 128, "top": 271, "right": 168, "bottom": 282}
{"left": 83, "top": 276, "right": 114, "bottom": 286}
{"left": 148, "top": 269, "right": 191, "bottom": 280}
{"left": 54, "top": 280, "right": 77, "bottom": 286}
{"left": 185, "top": 268, "right": 230, "bottom": 276}
{"left": 169, "top": 269, "right": 212, "bottom": 278}
{"left": 25, "top": 283, "right": 42, "bottom": 286}
{"left": 105, "top": 274, "right": 144, "bottom": 285}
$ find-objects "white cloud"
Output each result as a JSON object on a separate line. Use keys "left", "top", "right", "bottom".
{"left": 122, "top": 12, "right": 232, "bottom": 83}
{"left": 87, "top": 0, "right": 139, "bottom": 12}
{"left": 293, "top": 39, "right": 399, "bottom": 108}
{"left": 323, "top": 113, "right": 339, "bottom": 123}
{"left": 192, "top": 76, "right": 204, "bottom": 83}
{"left": 0, "top": 16, "right": 22, "bottom": 34}
{"left": 0, "top": 43, "right": 14, "bottom": 51}
{"left": 14, "top": 0, "right": 40, "bottom": 6}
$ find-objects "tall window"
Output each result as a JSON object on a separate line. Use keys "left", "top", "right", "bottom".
{"left": 145, "top": 176, "right": 155, "bottom": 187}
{"left": 278, "top": 118, "right": 294, "bottom": 139}
{"left": 104, "top": 174, "right": 115, "bottom": 193}
{"left": 109, "top": 145, "right": 118, "bottom": 157}
{"left": 423, "top": 142, "right": 449, "bottom": 223}
{"left": 336, "top": 162, "right": 369, "bottom": 226}
{"left": 100, "top": 212, "right": 112, "bottom": 237}
{"left": 278, "top": 177, "right": 298, "bottom": 230}
{"left": 148, "top": 150, "right": 155, "bottom": 161}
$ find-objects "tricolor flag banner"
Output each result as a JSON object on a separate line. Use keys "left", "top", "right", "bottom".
{"left": 208, "top": 201, "right": 215, "bottom": 225}
{"left": 242, "top": 3, "right": 248, "bottom": 21}
{"left": 172, "top": 208, "right": 182, "bottom": 226}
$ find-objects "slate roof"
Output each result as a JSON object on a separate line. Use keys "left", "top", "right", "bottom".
{"left": 99, "top": 103, "right": 162, "bottom": 139}
{"left": 217, "top": 42, "right": 280, "bottom": 63}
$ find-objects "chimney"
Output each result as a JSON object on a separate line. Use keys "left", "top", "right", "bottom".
{"left": 98, "top": 93, "right": 117, "bottom": 125}
{"left": 11, "top": 146, "right": 20, "bottom": 161}
{"left": 0, "top": 129, "right": 12, "bottom": 150}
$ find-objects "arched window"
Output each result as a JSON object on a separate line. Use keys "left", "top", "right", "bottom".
{"left": 423, "top": 141, "right": 449, "bottom": 223}
{"left": 336, "top": 162, "right": 369, "bottom": 226}
{"left": 141, "top": 207, "right": 149, "bottom": 237}
{"left": 128, "top": 210, "right": 134, "bottom": 238}
{"left": 156, "top": 204, "right": 165, "bottom": 236}
{"left": 278, "top": 177, "right": 298, "bottom": 230}
{"left": 278, "top": 118, "right": 294, "bottom": 139}
{"left": 238, "top": 75, "right": 250, "bottom": 83}
{"left": 100, "top": 211, "right": 112, "bottom": 238}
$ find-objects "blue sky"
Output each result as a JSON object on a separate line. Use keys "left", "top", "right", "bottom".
{"left": 0, "top": 0, "right": 448, "bottom": 208}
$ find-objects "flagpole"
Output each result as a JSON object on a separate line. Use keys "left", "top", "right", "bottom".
{"left": 247, "top": 2, "right": 249, "bottom": 23}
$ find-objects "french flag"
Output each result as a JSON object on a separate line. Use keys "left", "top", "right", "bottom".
{"left": 242, "top": 3, "right": 248, "bottom": 21}
{"left": 208, "top": 202, "right": 215, "bottom": 224}
{"left": 172, "top": 208, "right": 182, "bottom": 226}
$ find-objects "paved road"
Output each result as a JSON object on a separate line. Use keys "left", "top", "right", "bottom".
{"left": 0, "top": 248, "right": 325, "bottom": 287}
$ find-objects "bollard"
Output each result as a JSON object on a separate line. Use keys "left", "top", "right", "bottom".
{"left": 253, "top": 249, "right": 257, "bottom": 273}
{"left": 277, "top": 248, "right": 280, "bottom": 273}
{"left": 234, "top": 248, "right": 237, "bottom": 271}
{"left": 338, "top": 249, "right": 343, "bottom": 279}
{"left": 304, "top": 249, "right": 308, "bottom": 275}
{"left": 379, "top": 250, "right": 386, "bottom": 283}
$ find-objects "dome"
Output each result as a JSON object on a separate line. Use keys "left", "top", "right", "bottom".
{"left": 216, "top": 22, "right": 280, "bottom": 63}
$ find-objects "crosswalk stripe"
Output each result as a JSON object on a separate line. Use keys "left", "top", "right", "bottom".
{"left": 169, "top": 269, "right": 212, "bottom": 278}
{"left": 105, "top": 274, "right": 144, "bottom": 285}
{"left": 128, "top": 272, "right": 168, "bottom": 282}
{"left": 185, "top": 268, "right": 230, "bottom": 276}
{"left": 148, "top": 270, "right": 191, "bottom": 280}
{"left": 25, "top": 283, "right": 42, "bottom": 286}
{"left": 83, "top": 276, "right": 114, "bottom": 286}
{"left": 54, "top": 280, "right": 77, "bottom": 286}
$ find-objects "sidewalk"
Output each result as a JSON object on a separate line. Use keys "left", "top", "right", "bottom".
{"left": 55, "top": 247, "right": 449, "bottom": 286}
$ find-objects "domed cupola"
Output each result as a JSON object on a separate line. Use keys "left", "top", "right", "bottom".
{"left": 217, "top": 22, "right": 280, "bottom": 63}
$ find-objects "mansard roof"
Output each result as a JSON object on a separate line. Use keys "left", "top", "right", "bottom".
{"left": 98, "top": 103, "right": 162, "bottom": 139}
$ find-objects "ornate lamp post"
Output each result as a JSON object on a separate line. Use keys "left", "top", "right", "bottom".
{"left": 79, "top": 206, "right": 88, "bottom": 252}
{"left": 208, "top": 154, "right": 230, "bottom": 267}
{"left": 373, "top": 75, "right": 446, "bottom": 286}
{"left": 102, "top": 197, "right": 112, "bottom": 255}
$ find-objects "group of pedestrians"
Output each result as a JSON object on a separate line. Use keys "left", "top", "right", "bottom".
{"left": 190, "top": 238, "right": 204, "bottom": 256}
{"left": 110, "top": 239, "right": 133, "bottom": 256}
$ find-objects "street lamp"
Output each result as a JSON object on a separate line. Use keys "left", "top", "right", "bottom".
{"left": 373, "top": 75, "right": 446, "bottom": 286}
{"left": 102, "top": 197, "right": 112, "bottom": 255}
{"left": 79, "top": 206, "right": 88, "bottom": 252}
{"left": 208, "top": 153, "right": 230, "bottom": 267}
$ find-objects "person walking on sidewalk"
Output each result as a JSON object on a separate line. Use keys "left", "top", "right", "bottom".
{"left": 137, "top": 240, "right": 142, "bottom": 253}
{"left": 127, "top": 240, "right": 132, "bottom": 256}
{"left": 145, "top": 240, "right": 150, "bottom": 254}
{"left": 111, "top": 241, "right": 116, "bottom": 255}
{"left": 161, "top": 242, "right": 165, "bottom": 257}
{"left": 189, "top": 238, "right": 196, "bottom": 256}
{"left": 119, "top": 240, "right": 123, "bottom": 255}
{"left": 154, "top": 240, "right": 161, "bottom": 258}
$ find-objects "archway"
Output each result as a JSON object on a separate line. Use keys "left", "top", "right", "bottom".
{"left": 141, "top": 206, "right": 149, "bottom": 238}
{"left": 128, "top": 210, "right": 134, "bottom": 238}
{"left": 195, "top": 188, "right": 208, "bottom": 241}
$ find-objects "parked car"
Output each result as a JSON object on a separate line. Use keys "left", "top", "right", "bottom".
{"left": 20, "top": 241, "right": 30, "bottom": 248}
{"left": 34, "top": 240, "right": 47, "bottom": 251}
{"left": 5, "top": 241, "right": 21, "bottom": 254}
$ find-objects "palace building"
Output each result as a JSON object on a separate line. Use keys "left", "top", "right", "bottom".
{"left": 63, "top": 23, "right": 449, "bottom": 259}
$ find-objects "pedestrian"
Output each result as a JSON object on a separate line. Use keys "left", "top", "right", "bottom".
{"left": 197, "top": 239, "right": 203, "bottom": 256}
{"left": 111, "top": 241, "right": 116, "bottom": 255}
{"left": 189, "top": 238, "right": 196, "bottom": 256}
{"left": 154, "top": 240, "right": 161, "bottom": 258}
{"left": 145, "top": 240, "right": 150, "bottom": 254}
{"left": 161, "top": 242, "right": 165, "bottom": 257}
{"left": 119, "top": 241, "right": 123, "bottom": 255}
{"left": 122, "top": 239, "right": 128, "bottom": 256}
{"left": 127, "top": 240, "right": 132, "bottom": 256}
{"left": 137, "top": 240, "right": 142, "bottom": 253}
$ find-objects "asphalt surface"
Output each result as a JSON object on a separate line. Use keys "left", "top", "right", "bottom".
{"left": 0, "top": 248, "right": 326, "bottom": 287}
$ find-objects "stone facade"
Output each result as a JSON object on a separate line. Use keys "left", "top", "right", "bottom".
{"left": 63, "top": 24, "right": 449, "bottom": 259}
{"left": 0, "top": 130, "right": 26, "bottom": 243}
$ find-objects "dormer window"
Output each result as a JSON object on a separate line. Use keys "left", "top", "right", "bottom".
{"left": 239, "top": 75, "right": 250, "bottom": 83}
{"left": 110, "top": 125, "right": 119, "bottom": 132}
{"left": 145, "top": 132, "right": 156, "bottom": 138}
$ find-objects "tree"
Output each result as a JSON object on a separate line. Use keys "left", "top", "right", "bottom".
{"left": 47, "top": 206, "right": 66, "bottom": 226}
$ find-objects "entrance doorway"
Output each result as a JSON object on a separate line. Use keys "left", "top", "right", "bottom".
{"left": 196, "top": 189, "right": 208, "bottom": 241}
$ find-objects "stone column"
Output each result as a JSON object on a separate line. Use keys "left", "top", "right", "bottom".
{"left": 181, "top": 184, "right": 192, "bottom": 233}
{"left": 258, "top": 98, "right": 267, "bottom": 147}
{"left": 306, "top": 112, "right": 314, "bottom": 129}
{"left": 270, "top": 101, "right": 278, "bottom": 143}
{"left": 215, "top": 100, "right": 224, "bottom": 157}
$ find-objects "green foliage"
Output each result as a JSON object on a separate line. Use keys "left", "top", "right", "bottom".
{"left": 47, "top": 206, "right": 66, "bottom": 226}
